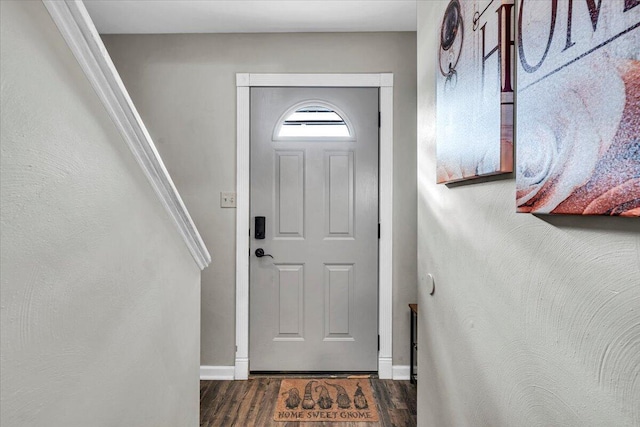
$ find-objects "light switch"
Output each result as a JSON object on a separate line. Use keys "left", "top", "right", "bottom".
{"left": 220, "top": 192, "right": 236, "bottom": 208}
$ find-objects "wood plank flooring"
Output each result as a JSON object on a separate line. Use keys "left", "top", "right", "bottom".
{"left": 200, "top": 378, "right": 416, "bottom": 427}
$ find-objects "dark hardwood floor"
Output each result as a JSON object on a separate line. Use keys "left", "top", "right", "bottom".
{"left": 200, "top": 378, "right": 417, "bottom": 427}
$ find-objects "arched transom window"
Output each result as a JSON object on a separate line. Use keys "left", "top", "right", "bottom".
{"left": 275, "top": 102, "right": 354, "bottom": 140}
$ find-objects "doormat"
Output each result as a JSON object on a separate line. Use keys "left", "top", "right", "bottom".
{"left": 274, "top": 378, "right": 379, "bottom": 423}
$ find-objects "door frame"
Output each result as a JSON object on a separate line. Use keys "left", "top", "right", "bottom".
{"left": 235, "top": 73, "right": 394, "bottom": 379}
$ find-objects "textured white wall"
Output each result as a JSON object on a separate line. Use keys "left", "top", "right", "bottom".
{"left": 0, "top": 2, "right": 201, "bottom": 426}
{"left": 417, "top": 2, "right": 640, "bottom": 426}
{"left": 102, "top": 32, "right": 417, "bottom": 368}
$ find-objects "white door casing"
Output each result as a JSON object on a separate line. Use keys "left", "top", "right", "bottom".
{"left": 236, "top": 73, "right": 393, "bottom": 379}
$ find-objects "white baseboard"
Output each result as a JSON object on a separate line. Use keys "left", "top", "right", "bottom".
{"left": 200, "top": 365, "right": 235, "bottom": 380}
{"left": 392, "top": 365, "right": 410, "bottom": 380}
{"left": 201, "top": 363, "right": 410, "bottom": 381}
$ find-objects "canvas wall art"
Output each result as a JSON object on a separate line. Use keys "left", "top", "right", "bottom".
{"left": 436, "top": 0, "right": 514, "bottom": 183}
{"left": 516, "top": 0, "right": 640, "bottom": 216}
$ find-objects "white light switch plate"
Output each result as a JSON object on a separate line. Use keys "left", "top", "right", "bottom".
{"left": 220, "top": 192, "right": 236, "bottom": 208}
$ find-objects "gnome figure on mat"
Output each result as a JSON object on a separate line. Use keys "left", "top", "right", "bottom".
{"left": 353, "top": 383, "right": 369, "bottom": 409}
{"left": 301, "top": 380, "right": 317, "bottom": 409}
{"left": 282, "top": 387, "right": 301, "bottom": 409}
{"left": 315, "top": 383, "right": 334, "bottom": 409}
{"left": 327, "top": 383, "right": 351, "bottom": 409}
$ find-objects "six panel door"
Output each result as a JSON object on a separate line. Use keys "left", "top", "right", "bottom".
{"left": 249, "top": 87, "right": 379, "bottom": 372}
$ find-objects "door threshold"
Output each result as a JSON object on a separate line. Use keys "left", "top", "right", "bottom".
{"left": 249, "top": 371, "right": 378, "bottom": 379}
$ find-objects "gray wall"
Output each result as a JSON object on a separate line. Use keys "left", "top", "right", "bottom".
{"left": 417, "top": 2, "right": 640, "bottom": 427}
{"left": 0, "top": 2, "right": 201, "bottom": 426}
{"left": 103, "top": 32, "right": 418, "bottom": 368}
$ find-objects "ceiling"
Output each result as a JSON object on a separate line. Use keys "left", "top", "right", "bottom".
{"left": 84, "top": 0, "right": 417, "bottom": 34}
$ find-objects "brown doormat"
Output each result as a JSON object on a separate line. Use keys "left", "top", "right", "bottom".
{"left": 274, "top": 378, "right": 379, "bottom": 423}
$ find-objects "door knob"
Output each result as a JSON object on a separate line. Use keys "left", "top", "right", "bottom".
{"left": 255, "top": 248, "right": 274, "bottom": 258}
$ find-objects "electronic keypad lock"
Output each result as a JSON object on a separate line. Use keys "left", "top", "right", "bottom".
{"left": 255, "top": 216, "right": 265, "bottom": 239}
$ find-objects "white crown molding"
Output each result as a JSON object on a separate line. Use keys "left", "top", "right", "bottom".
{"left": 200, "top": 365, "right": 235, "bottom": 381}
{"left": 42, "top": 0, "right": 211, "bottom": 270}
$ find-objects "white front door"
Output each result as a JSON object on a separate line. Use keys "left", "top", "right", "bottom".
{"left": 249, "top": 87, "right": 379, "bottom": 372}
